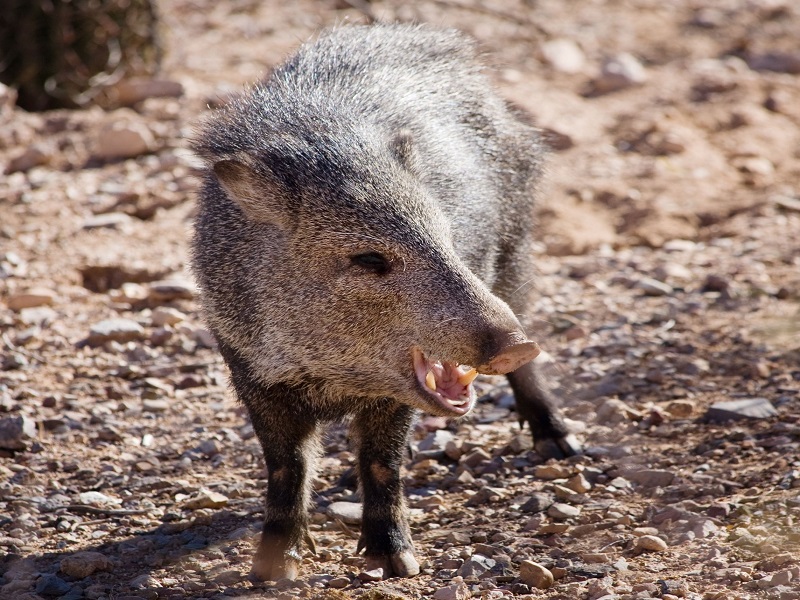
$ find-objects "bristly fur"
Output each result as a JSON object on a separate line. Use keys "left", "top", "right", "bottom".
{"left": 191, "top": 23, "right": 577, "bottom": 580}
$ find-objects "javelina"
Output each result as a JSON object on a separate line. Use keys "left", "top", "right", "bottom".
{"left": 191, "top": 23, "right": 581, "bottom": 581}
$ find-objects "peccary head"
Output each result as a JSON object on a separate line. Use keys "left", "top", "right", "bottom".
{"left": 194, "top": 114, "right": 539, "bottom": 417}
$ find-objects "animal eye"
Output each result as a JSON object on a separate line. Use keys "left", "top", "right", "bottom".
{"left": 350, "top": 252, "right": 391, "bottom": 275}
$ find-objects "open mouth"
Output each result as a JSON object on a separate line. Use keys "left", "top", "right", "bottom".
{"left": 411, "top": 346, "right": 479, "bottom": 416}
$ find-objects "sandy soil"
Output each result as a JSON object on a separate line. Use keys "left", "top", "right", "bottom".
{"left": 1, "top": 1, "right": 799, "bottom": 599}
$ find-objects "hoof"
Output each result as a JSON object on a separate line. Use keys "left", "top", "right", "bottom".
{"left": 251, "top": 545, "right": 301, "bottom": 581}
{"left": 364, "top": 550, "right": 420, "bottom": 579}
{"left": 534, "top": 433, "right": 582, "bottom": 460}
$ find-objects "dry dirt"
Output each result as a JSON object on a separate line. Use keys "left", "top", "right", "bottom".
{"left": 1, "top": 1, "right": 800, "bottom": 599}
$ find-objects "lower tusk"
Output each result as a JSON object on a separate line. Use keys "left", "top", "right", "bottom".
{"left": 425, "top": 371, "right": 437, "bottom": 391}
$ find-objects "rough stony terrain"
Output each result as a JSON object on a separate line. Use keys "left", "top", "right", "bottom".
{"left": 1, "top": 1, "right": 799, "bottom": 599}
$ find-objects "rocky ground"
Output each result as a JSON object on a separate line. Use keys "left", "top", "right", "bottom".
{"left": 1, "top": 0, "right": 799, "bottom": 599}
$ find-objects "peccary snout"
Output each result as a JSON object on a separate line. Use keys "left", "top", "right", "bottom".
{"left": 478, "top": 335, "right": 542, "bottom": 376}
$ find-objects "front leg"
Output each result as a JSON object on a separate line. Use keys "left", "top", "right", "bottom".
{"left": 508, "top": 361, "right": 582, "bottom": 459}
{"left": 219, "top": 344, "right": 320, "bottom": 580}
{"left": 351, "top": 400, "right": 420, "bottom": 579}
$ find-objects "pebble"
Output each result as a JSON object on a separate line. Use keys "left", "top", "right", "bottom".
{"left": 7, "top": 288, "right": 56, "bottom": 311}
{"left": 705, "top": 398, "right": 778, "bottom": 422}
{"left": 592, "top": 53, "right": 648, "bottom": 94}
{"left": 328, "top": 576, "right": 351, "bottom": 588}
{"left": 35, "top": 574, "right": 71, "bottom": 596}
{"left": 565, "top": 473, "right": 592, "bottom": 493}
{"left": 0, "top": 415, "right": 37, "bottom": 450}
{"left": 433, "top": 580, "right": 471, "bottom": 600}
{"left": 94, "top": 119, "right": 156, "bottom": 160}
{"left": 541, "top": 38, "right": 586, "bottom": 73}
{"left": 629, "top": 469, "right": 676, "bottom": 488}
{"left": 183, "top": 489, "right": 229, "bottom": 510}
{"left": 666, "top": 400, "right": 695, "bottom": 418}
{"left": 60, "top": 551, "right": 114, "bottom": 579}
{"left": 78, "top": 491, "right": 121, "bottom": 506}
{"left": 635, "top": 535, "right": 668, "bottom": 553}
{"left": 446, "top": 531, "right": 471, "bottom": 545}
{"left": 147, "top": 279, "right": 196, "bottom": 302}
{"left": 547, "top": 503, "right": 581, "bottom": 520}
{"left": 520, "top": 492, "right": 555, "bottom": 513}
{"left": 142, "top": 398, "right": 170, "bottom": 413}
{"left": 87, "top": 318, "right": 145, "bottom": 346}
{"left": 327, "top": 501, "right": 363, "bottom": 525}
{"left": 636, "top": 276, "right": 674, "bottom": 296}
{"left": 358, "top": 568, "right": 384, "bottom": 582}
{"left": 457, "top": 554, "right": 495, "bottom": 578}
{"left": 519, "top": 560, "right": 554, "bottom": 589}
{"left": 419, "top": 429, "right": 455, "bottom": 452}
{"left": 150, "top": 306, "right": 187, "bottom": 327}
{"left": 534, "top": 464, "right": 573, "bottom": 480}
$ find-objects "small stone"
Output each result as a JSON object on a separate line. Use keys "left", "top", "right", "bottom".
{"left": 142, "top": 399, "right": 169, "bottom": 413}
{"left": 547, "top": 503, "right": 581, "bottom": 520}
{"left": 183, "top": 488, "right": 229, "bottom": 510}
{"left": 0, "top": 415, "right": 37, "bottom": 450}
{"left": 636, "top": 277, "right": 673, "bottom": 296}
{"left": 94, "top": 119, "right": 156, "bottom": 160}
{"left": 446, "top": 531, "right": 471, "bottom": 545}
{"left": 592, "top": 53, "right": 648, "bottom": 94}
{"left": 78, "top": 491, "right": 121, "bottom": 506}
{"left": 635, "top": 535, "right": 668, "bottom": 553}
{"left": 147, "top": 279, "right": 196, "bottom": 303}
{"left": 534, "top": 464, "right": 573, "bottom": 480}
{"left": 519, "top": 560, "right": 554, "bottom": 589}
{"left": 87, "top": 318, "right": 144, "bottom": 346}
{"left": 327, "top": 501, "right": 363, "bottom": 525}
{"left": 328, "top": 576, "right": 351, "bottom": 588}
{"left": 541, "top": 38, "right": 586, "bottom": 73}
{"left": 358, "top": 568, "right": 384, "bottom": 582}
{"left": 60, "top": 551, "right": 114, "bottom": 579}
{"left": 457, "top": 554, "right": 496, "bottom": 578}
{"left": 35, "top": 574, "right": 71, "bottom": 596}
{"left": 433, "top": 580, "right": 471, "bottom": 600}
{"left": 666, "top": 400, "right": 695, "bottom": 418}
{"left": 150, "top": 307, "right": 187, "bottom": 327}
{"left": 565, "top": 473, "right": 592, "bottom": 493}
{"left": 520, "top": 492, "right": 555, "bottom": 513}
{"left": 705, "top": 398, "right": 777, "bottom": 422}
{"left": 419, "top": 429, "right": 455, "bottom": 452}
{"left": 629, "top": 469, "right": 675, "bottom": 488}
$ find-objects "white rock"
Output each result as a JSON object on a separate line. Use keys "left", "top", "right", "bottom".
{"left": 636, "top": 277, "right": 673, "bottom": 296}
{"left": 541, "top": 38, "right": 586, "bottom": 73}
{"left": 519, "top": 560, "right": 554, "bottom": 589}
{"left": 419, "top": 429, "right": 455, "bottom": 452}
{"left": 635, "top": 534, "right": 668, "bottom": 552}
{"left": 78, "top": 491, "right": 122, "bottom": 507}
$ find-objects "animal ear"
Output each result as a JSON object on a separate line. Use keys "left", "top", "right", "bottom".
{"left": 390, "top": 129, "right": 418, "bottom": 173}
{"left": 212, "top": 158, "right": 292, "bottom": 228}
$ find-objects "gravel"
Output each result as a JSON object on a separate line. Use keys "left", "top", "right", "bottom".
{"left": 1, "top": 1, "right": 799, "bottom": 599}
